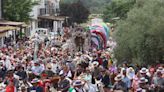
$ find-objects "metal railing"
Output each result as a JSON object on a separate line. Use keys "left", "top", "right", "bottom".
{"left": 39, "top": 8, "right": 60, "bottom": 16}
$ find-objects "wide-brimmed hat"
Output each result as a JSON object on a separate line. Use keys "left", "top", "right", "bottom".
{"left": 156, "top": 67, "right": 164, "bottom": 73}
{"left": 51, "top": 47, "right": 55, "bottom": 51}
{"left": 59, "top": 71, "right": 65, "bottom": 77}
{"left": 157, "top": 67, "right": 163, "bottom": 70}
{"left": 31, "top": 78, "right": 40, "bottom": 83}
{"left": 46, "top": 63, "right": 52, "bottom": 69}
{"left": 13, "top": 74, "right": 20, "bottom": 80}
{"left": 73, "top": 80, "right": 85, "bottom": 87}
{"left": 58, "top": 79, "right": 70, "bottom": 91}
{"left": 138, "top": 77, "right": 148, "bottom": 83}
{"left": 92, "top": 61, "right": 99, "bottom": 67}
{"left": 115, "top": 74, "right": 124, "bottom": 81}
{"left": 136, "top": 88, "right": 142, "bottom": 92}
{"left": 140, "top": 67, "right": 148, "bottom": 74}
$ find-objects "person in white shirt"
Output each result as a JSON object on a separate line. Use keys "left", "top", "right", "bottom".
{"left": 31, "top": 62, "right": 44, "bottom": 76}
{"left": 51, "top": 60, "right": 60, "bottom": 74}
{"left": 5, "top": 56, "right": 12, "bottom": 70}
{"left": 59, "top": 65, "right": 72, "bottom": 78}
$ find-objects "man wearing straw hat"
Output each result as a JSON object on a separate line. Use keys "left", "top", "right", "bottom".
{"left": 138, "top": 77, "right": 149, "bottom": 92}
{"left": 72, "top": 80, "right": 85, "bottom": 92}
{"left": 152, "top": 67, "right": 164, "bottom": 92}
{"left": 58, "top": 72, "right": 70, "bottom": 92}
{"left": 28, "top": 78, "right": 43, "bottom": 92}
{"left": 140, "top": 67, "right": 151, "bottom": 84}
{"left": 112, "top": 74, "right": 128, "bottom": 92}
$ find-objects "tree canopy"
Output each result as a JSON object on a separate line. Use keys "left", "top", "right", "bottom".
{"left": 114, "top": 0, "right": 164, "bottom": 65}
{"left": 60, "top": 1, "right": 90, "bottom": 24}
{"left": 3, "top": 0, "right": 37, "bottom": 22}
{"left": 103, "top": 0, "right": 136, "bottom": 22}
{"left": 60, "top": 0, "right": 111, "bottom": 13}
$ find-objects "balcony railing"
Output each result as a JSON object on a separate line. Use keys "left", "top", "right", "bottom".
{"left": 39, "top": 8, "right": 60, "bottom": 16}
{"left": 38, "top": 0, "right": 60, "bottom": 16}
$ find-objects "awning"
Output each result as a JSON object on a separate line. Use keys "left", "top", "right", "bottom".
{"left": 38, "top": 15, "right": 68, "bottom": 21}
{"left": 0, "top": 20, "right": 23, "bottom": 26}
{"left": 0, "top": 20, "right": 27, "bottom": 27}
{"left": 0, "top": 26, "right": 18, "bottom": 33}
{"left": 22, "top": 24, "right": 29, "bottom": 28}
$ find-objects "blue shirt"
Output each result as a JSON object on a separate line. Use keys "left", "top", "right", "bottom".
{"left": 29, "top": 86, "right": 43, "bottom": 92}
{"left": 122, "top": 76, "right": 131, "bottom": 88}
{"left": 31, "top": 66, "right": 44, "bottom": 75}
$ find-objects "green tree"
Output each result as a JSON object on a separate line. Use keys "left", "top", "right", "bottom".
{"left": 3, "top": 0, "right": 37, "bottom": 22}
{"left": 114, "top": 0, "right": 164, "bottom": 65}
{"left": 60, "top": 0, "right": 111, "bottom": 13}
{"left": 103, "top": 0, "right": 136, "bottom": 22}
{"left": 60, "top": 1, "right": 90, "bottom": 24}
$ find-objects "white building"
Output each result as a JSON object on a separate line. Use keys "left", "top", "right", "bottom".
{"left": 30, "top": 0, "right": 65, "bottom": 37}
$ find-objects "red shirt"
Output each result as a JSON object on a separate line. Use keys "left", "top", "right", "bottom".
{"left": 98, "top": 58, "right": 103, "bottom": 65}
{"left": 6, "top": 85, "right": 15, "bottom": 92}
{"left": 38, "top": 80, "right": 51, "bottom": 92}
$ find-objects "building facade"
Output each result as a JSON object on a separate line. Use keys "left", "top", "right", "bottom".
{"left": 30, "top": 0, "right": 65, "bottom": 37}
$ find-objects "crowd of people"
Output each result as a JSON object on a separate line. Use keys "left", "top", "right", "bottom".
{"left": 0, "top": 30, "right": 163, "bottom": 92}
